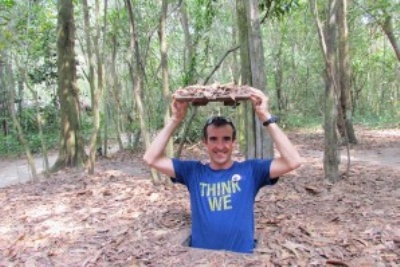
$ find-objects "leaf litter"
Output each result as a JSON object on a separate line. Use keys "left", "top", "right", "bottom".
{"left": 0, "top": 127, "right": 399, "bottom": 266}
{"left": 174, "top": 83, "right": 252, "bottom": 106}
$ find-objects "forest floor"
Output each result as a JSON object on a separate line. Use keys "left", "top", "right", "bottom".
{"left": 0, "top": 126, "right": 399, "bottom": 266}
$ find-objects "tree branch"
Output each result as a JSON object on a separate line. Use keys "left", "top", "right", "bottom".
{"left": 203, "top": 45, "right": 240, "bottom": 85}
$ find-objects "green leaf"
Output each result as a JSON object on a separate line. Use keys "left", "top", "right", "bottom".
{"left": 0, "top": 0, "right": 15, "bottom": 9}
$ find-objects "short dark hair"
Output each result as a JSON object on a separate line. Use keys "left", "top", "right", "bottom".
{"left": 203, "top": 116, "right": 236, "bottom": 140}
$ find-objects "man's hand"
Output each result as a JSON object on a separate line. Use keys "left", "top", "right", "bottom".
{"left": 171, "top": 94, "right": 189, "bottom": 123}
{"left": 143, "top": 94, "right": 188, "bottom": 177}
{"left": 248, "top": 87, "right": 271, "bottom": 122}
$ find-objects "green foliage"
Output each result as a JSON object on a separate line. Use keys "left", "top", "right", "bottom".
{"left": 354, "top": 112, "right": 400, "bottom": 129}
{"left": 0, "top": 0, "right": 398, "bottom": 158}
{"left": 193, "top": 0, "right": 216, "bottom": 31}
{"left": 80, "top": 112, "right": 95, "bottom": 142}
{"left": 28, "top": 131, "right": 59, "bottom": 154}
{"left": 0, "top": 130, "right": 59, "bottom": 157}
{"left": 0, "top": 0, "right": 15, "bottom": 10}
{"left": 28, "top": 55, "right": 58, "bottom": 86}
{"left": 178, "top": 0, "right": 220, "bottom": 87}
{"left": 177, "top": 114, "right": 205, "bottom": 144}
{"left": 278, "top": 112, "right": 322, "bottom": 130}
{"left": 0, "top": 134, "right": 24, "bottom": 156}
{"left": 259, "top": 0, "right": 300, "bottom": 19}
{"left": 280, "top": 112, "right": 399, "bottom": 131}
{"left": 16, "top": 105, "right": 59, "bottom": 133}
{"left": 19, "top": 107, "right": 37, "bottom": 132}
{"left": 41, "top": 105, "right": 59, "bottom": 131}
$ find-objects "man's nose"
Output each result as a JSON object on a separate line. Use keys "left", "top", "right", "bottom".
{"left": 216, "top": 140, "right": 224, "bottom": 149}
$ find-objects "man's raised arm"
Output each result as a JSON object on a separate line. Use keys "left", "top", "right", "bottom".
{"left": 142, "top": 98, "right": 188, "bottom": 178}
{"left": 248, "top": 88, "right": 302, "bottom": 179}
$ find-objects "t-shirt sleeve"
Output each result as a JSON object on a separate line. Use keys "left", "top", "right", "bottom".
{"left": 251, "top": 159, "right": 279, "bottom": 188}
{"left": 171, "top": 159, "right": 197, "bottom": 186}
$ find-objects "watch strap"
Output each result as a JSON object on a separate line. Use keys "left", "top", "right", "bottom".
{"left": 262, "top": 115, "right": 278, "bottom": 127}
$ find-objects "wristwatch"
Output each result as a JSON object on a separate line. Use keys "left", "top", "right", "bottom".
{"left": 262, "top": 115, "right": 278, "bottom": 127}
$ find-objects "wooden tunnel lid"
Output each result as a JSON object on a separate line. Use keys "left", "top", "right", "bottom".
{"left": 174, "top": 83, "right": 254, "bottom": 106}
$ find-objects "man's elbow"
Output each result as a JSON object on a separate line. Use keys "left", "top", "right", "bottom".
{"left": 142, "top": 153, "right": 154, "bottom": 167}
{"left": 290, "top": 156, "right": 302, "bottom": 170}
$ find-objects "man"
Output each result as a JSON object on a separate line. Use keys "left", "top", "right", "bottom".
{"left": 143, "top": 87, "right": 301, "bottom": 253}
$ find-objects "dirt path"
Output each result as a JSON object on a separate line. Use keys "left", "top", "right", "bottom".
{"left": 301, "top": 147, "right": 400, "bottom": 168}
{"left": 0, "top": 154, "right": 57, "bottom": 188}
{"left": 0, "top": 143, "right": 123, "bottom": 188}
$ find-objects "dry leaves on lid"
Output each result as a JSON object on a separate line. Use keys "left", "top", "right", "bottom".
{"left": 174, "top": 83, "right": 255, "bottom": 106}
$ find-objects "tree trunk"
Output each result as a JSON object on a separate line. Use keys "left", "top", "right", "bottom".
{"left": 53, "top": 0, "right": 87, "bottom": 171}
{"left": 110, "top": 32, "right": 124, "bottom": 151}
{"left": 176, "top": 1, "right": 198, "bottom": 158}
{"left": 337, "top": 0, "right": 357, "bottom": 144}
{"left": 0, "top": 62, "right": 9, "bottom": 136}
{"left": 273, "top": 34, "right": 284, "bottom": 112}
{"left": 125, "top": 0, "right": 159, "bottom": 183}
{"left": 159, "top": 0, "right": 173, "bottom": 158}
{"left": 2, "top": 54, "right": 38, "bottom": 180}
{"left": 310, "top": 0, "right": 340, "bottom": 182}
{"left": 82, "top": 0, "right": 99, "bottom": 173}
{"left": 93, "top": 0, "right": 106, "bottom": 158}
{"left": 179, "top": 1, "right": 194, "bottom": 84}
{"left": 236, "top": 0, "right": 254, "bottom": 159}
{"left": 323, "top": 0, "right": 340, "bottom": 182}
{"left": 249, "top": 0, "right": 272, "bottom": 159}
{"left": 159, "top": 0, "right": 173, "bottom": 186}
{"left": 380, "top": 15, "right": 400, "bottom": 62}
{"left": 100, "top": 0, "right": 108, "bottom": 157}
{"left": 275, "top": 62, "right": 284, "bottom": 112}
{"left": 326, "top": 0, "right": 340, "bottom": 182}
{"left": 237, "top": 0, "right": 273, "bottom": 159}
{"left": 18, "top": 63, "right": 50, "bottom": 176}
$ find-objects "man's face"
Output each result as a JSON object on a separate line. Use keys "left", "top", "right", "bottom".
{"left": 203, "top": 124, "right": 235, "bottom": 170}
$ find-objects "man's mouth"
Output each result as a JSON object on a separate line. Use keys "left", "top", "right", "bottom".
{"left": 214, "top": 151, "right": 226, "bottom": 156}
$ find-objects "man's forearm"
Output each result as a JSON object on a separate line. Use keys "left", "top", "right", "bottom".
{"left": 247, "top": 86, "right": 301, "bottom": 174}
{"left": 143, "top": 118, "right": 181, "bottom": 166}
{"left": 265, "top": 123, "right": 301, "bottom": 169}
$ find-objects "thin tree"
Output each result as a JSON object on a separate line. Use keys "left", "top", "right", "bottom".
{"left": 310, "top": 0, "right": 340, "bottom": 182}
{"left": 380, "top": 14, "right": 400, "bottom": 62}
{"left": 236, "top": 0, "right": 253, "bottom": 158}
{"left": 1, "top": 54, "right": 38, "bottom": 180}
{"left": 337, "top": 0, "right": 357, "bottom": 144}
{"left": 125, "top": 0, "right": 160, "bottom": 183}
{"left": 354, "top": 0, "right": 400, "bottom": 62}
{"left": 236, "top": 0, "right": 273, "bottom": 159}
{"left": 17, "top": 63, "right": 50, "bottom": 176}
{"left": 175, "top": 0, "right": 211, "bottom": 157}
{"left": 53, "top": 0, "right": 87, "bottom": 170}
{"left": 109, "top": 29, "right": 124, "bottom": 151}
{"left": 82, "top": 0, "right": 98, "bottom": 173}
{"left": 159, "top": 0, "right": 173, "bottom": 159}
{"left": 101, "top": 0, "right": 109, "bottom": 157}
{"left": 81, "top": 0, "right": 107, "bottom": 174}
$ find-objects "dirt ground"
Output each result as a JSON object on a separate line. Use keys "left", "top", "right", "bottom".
{"left": 0, "top": 126, "right": 399, "bottom": 266}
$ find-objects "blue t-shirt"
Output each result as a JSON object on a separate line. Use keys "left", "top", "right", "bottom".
{"left": 172, "top": 159, "right": 277, "bottom": 253}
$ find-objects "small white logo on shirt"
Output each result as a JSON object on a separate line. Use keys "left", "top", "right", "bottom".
{"left": 232, "top": 174, "right": 241, "bottom": 182}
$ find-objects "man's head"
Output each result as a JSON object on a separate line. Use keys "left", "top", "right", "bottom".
{"left": 202, "top": 116, "right": 236, "bottom": 170}
{"left": 202, "top": 116, "right": 236, "bottom": 141}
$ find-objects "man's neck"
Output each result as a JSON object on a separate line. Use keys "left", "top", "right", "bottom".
{"left": 209, "top": 160, "right": 234, "bottom": 170}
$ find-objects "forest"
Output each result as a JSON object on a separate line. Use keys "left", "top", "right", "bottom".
{"left": 0, "top": 0, "right": 399, "bottom": 265}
